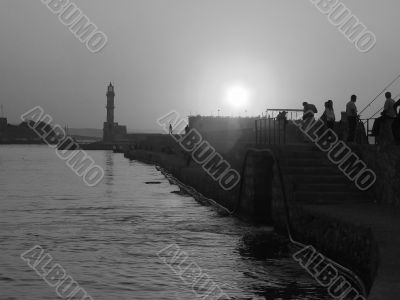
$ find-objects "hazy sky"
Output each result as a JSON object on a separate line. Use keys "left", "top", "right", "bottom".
{"left": 1, "top": 0, "right": 400, "bottom": 131}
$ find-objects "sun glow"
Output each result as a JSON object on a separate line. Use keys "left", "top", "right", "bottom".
{"left": 225, "top": 85, "right": 250, "bottom": 108}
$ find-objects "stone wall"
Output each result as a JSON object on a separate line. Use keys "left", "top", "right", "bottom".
{"left": 237, "top": 149, "right": 274, "bottom": 223}
{"left": 358, "top": 145, "right": 400, "bottom": 207}
{"left": 269, "top": 149, "right": 379, "bottom": 293}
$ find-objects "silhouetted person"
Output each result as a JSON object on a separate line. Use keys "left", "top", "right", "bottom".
{"left": 394, "top": 98, "right": 400, "bottom": 116}
{"left": 169, "top": 124, "right": 173, "bottom": 134}
{"left": 346, "top": 95, "right": 358, "bottom": 142}
{"left": 277, "top": 111, "right": 288, "bottom": 123}
{"left": 393, "top": 98, "right": 400, "bottom": 145}
{"left": 383, "top": 92, "right": 396, "bottom": 118}
{"left": 302, "top": 102, "right": 318, "bottom": 121}
{"left": 380, "top": 92, "right": 397, "bottom": 145}
{"left": 322, "top": 100, "right": 335, "bottom": 130}
{"left": 185, "top": 124, "right": 190, "bottom": 135}
{"left": 321, "top": 101, "right": 328, "bottom": 122}
{"left": 372, "top": 112, "right": 384, "bottom": 138}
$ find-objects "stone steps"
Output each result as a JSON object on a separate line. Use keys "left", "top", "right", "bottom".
{"left": 294, "top": 182, "right": 361, "bottom": 193}
{"left": 285, "top": 166, "right": 342, "bottom": 175}
{"left": 286, "top": 158, "right": 334, "bottom": 167}
{"left": 294, "top": 191, "right": 370, "bottom": 204}
{"left": 278, "top": 145, "right": 375, "bottom": 204}
{"left": 281, "top": 151, "right": 328, "bottom": 159}
{"left": 291, "top": 174, "right": 351, "bottom": 185}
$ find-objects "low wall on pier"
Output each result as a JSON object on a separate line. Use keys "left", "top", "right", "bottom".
{"left": 357, "top": 145, "right": 400, "bottom": 207}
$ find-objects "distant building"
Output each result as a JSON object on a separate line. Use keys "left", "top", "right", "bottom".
{"left": 188, "top": 116, "right": 258, "bottom": 153}
{"left": 188, "top": 115, "right": 257, "bottom": 133}
{"left": 103, "top": 83, "right": 127, "bottom": 143}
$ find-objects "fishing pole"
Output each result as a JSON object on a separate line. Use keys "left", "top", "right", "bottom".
{"left": 359, "top": 73, "right": 400, "bottom": 116}
{"left": 362, "top": 92, "right": 400, "bottom": 124}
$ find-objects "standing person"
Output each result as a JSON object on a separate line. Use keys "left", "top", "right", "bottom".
{"left": 383, "top": 92, "right": 396, "bottom": 118}
{"left": 302, "top": 102, "right": 318, "bottom": 121}
{"left": 394, "top": 98, "right": 400, "bottom": 116}
{"left": 277, "top": 111, "right": 288, "bottom": 122}
{"left": 169, "top": 124, "right": 173, "bottom": 134}
{"left": 325, "top": 100, "right": 336, "bottom": 130}
{"left": 321, "top": 101, "right": 328, "bottom": 123}
{"left": 301, "top": 102, "right": 318, "bottom": 143}
{"left": 346, "top": 95, "right": 358, "bottom": 142}
{"left": 380, "top": 92, "right": 397, "bottom": 145}
{"left": 392, "top": 98, "right": 400, "bottom": 145}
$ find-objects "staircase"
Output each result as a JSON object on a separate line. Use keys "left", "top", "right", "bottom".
{"left": 278, "top": 145, "right": 375, "bottom": 204}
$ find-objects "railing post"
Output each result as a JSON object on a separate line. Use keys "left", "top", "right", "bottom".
{"left": 268, "top": 118, "right": 271, "bottom": 144}
{"left": 278, "top": 120, "right": 281, "bottom": 144}
{"left": 283, "top": 120, "right": 286, "bottom": 144}
{"left": 278, "top": 119, "right": 280, "bottom": 144}
{"left": 264, "top": 118, "right": 267, "bottom": 144}
{"left": 255, "top": 120, "right": 258, "bottom": 144}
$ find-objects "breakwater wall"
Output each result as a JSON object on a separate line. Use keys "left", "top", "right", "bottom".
{"left": 124, "top": 149, "right": 273, "bottom": 222}
{"left": 124, "top": 145, "right": 380, "bottom": 295}
{"left": 125, "top": 149, "right": 238, "bottom": 210}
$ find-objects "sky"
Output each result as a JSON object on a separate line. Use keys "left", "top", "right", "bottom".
{"left": 1, "top": 0, "right": 400, "bottom": 132}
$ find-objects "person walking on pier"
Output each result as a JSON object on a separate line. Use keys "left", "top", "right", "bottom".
{"left": 346, "top": 95, "right": 358, "bottom": 143}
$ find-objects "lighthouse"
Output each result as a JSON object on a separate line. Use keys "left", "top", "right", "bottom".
{"left": 102, "top": 83, "right": 127, "bottom": 143}
{"left": 103, "top": 83, "right": 116, "bottom": 142}
{"left": 106, "top": 82, "right": 115, "bottom": 125}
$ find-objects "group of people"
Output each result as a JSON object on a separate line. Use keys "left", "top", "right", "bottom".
{"left": 302, "top": 93, "right": 400, "bottom": 144}
{"left": 302, "top": 100, "right": 338, "bottom": 134}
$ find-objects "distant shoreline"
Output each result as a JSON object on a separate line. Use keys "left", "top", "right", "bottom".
{"left": 0, "top": 141, "right": 47, "bottom": 145}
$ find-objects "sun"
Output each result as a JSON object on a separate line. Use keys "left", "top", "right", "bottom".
{"left": 226, "top": 85, "right": 250, "bottom": 108}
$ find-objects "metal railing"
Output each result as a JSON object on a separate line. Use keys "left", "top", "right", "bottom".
{"left": 265, "top": 109, "right": 303, "bottom": 120}
{"left": 256, "top": 109, "right": 303, "bottom": 145}
{"left": 360, "top": 117, "right": 378, "bottom": 144}
{"left": 271, "top": 148, "right": 369, "bottom": 298}
{"left": 255, "top": 118, "right": 287, "bottom": 145}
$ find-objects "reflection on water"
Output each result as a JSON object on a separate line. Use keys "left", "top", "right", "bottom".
{"left": 0, "top": 146, "right": 330, "bottom": 300}
{"left": 104, "top": 151, "right": 115, "bottom": 196}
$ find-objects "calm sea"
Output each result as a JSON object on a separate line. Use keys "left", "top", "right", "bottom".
{"left": 0, "top": 145, "right": 330, "bottom": 300}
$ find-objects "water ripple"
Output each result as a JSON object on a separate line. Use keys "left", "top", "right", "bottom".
{"left": 0, "top": 146, "right": 331, "bottom": 300}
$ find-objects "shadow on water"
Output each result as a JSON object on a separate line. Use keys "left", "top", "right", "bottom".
{"left": 162, "top": 167, "right": 332, "bottom": 299}
{"left": 236, "top": 231, "right": 330, "bottom": 300}
{"left": 239, "top": 231, "right": 291, "bottom": 260}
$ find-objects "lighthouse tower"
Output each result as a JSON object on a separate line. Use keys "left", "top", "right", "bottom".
{"left": 102, "top": 83, "right": 127, "bottom": 143}
{"left": 103, "top": 83, "right": 115, "bottom": 142}
{"left": 106, "top": 83, "right": 115, "bottom": 125}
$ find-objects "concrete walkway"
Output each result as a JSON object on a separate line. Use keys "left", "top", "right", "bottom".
{"left": 303, "top": 202, "right": 400, "bottom": 300}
